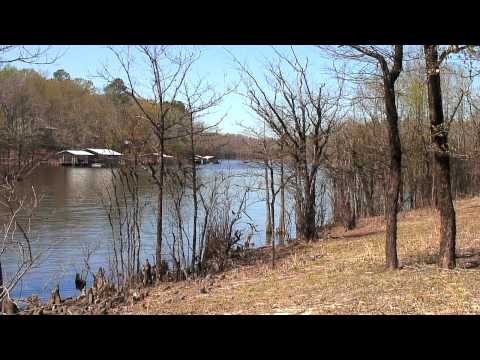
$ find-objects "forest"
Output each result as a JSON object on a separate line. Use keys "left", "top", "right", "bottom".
{"left": 0, "top": 65, "right": 255, "bottom": 163}
{"left": 1, "top": 45, "right": 480, "bottom": 315}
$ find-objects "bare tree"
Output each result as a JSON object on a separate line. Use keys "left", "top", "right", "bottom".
{"left": 106, "top": 45, "right": 196, "bottom": 279}
{"left": 0, "top": 45, "right": 59, "bottom": 305}
{"left": 165, "top": 162, "right": 189, "bottom": 280}
{"left": 199, "top": 172, "right": 251, "bottom": 273}
{"left": 0, "top": 181, "right": 42, "bottom": 304}
{"left": 423, "top": 45, "right": 473, "bottom": 269}
{"left": 234, "top": 47, "right": 343, "bottom": 242}
{"left": 0, "top": 45, "right": 61, "bottom": 65}
{"left": 323, "top": 45, "right": 404, "bottom": 270}
{"left": 278, "top": 142, "right": 287, "bottom": 240}
{"left": 181, "top": 79, "right": 229, "bottom": 276}
{"left": 102, "top": 162, "right": 147, "bottom": 290}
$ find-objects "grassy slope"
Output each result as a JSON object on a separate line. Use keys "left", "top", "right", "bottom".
{"left": 116, "top": 197, "right": 480, "bottom": 314}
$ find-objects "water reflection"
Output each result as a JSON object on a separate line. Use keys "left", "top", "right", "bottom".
{"left": 3, "top": 160, "right": 296, "bottom": 302}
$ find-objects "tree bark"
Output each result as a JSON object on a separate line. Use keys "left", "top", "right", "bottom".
{"left": 264, "top": 122, "right": 272, "bottom": 239}
{"left": 424, "top": 45, "right": 456, "bottom": 269}
{"left": 278, "top": 156, "right": 286, "bottom": 241}
{"left": 190, "top": 113, "right": 198, "bottom": 275}
{"left": 304, "top": 186, "right": 317, "bottom": 240}
{"left": 294, "top": 163, "right": 316, "bottom": 241}
{"left": 269, "top": 163, "right": 276, "bottom": 268}
{"left": 383, "top": 80, "right": 402, "bottom": 270}
{"left": 362, "top": 176, "right": 375, "bottom": 217}
{"left": 156, "top": 132, "right": 165, "bottom": 280}
{"left": 347, "top": 45, "right": 404, "bottom": 270}
{"left": 265, "top": 158, "right": 272, "bottom": 238}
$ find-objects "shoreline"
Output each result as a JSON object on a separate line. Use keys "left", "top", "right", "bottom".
{"left": 4, "top": 195, "right": 480, "bottom": 315}
{"left": 111, "top": 196, "right": 480, "bottom": 315}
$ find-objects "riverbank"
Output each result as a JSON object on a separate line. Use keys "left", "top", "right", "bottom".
{"left": 1, "top": 160, "right": 268, "bottom": 303}
{"left": 111, "top": 196, "right": 480, "bottom": 314}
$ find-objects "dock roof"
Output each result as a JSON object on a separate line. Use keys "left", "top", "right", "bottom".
{"left": 151, "top": 153, "right": 174, "bottom": 158}
{"left": 85, "top": 148, "right": 122, "bottom": 156}
{"left": 57, "top": 150, "right": 94, "bottom": 156}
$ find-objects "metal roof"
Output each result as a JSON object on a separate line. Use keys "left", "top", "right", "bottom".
{"left": 85, "top": 148, "right": 122, "bottom": 156}
{"left": 57, "top": 150, "right": 94, "bottom": 156}
{"left": 140, "top": 153, "right": 174, "bottom": 158}
{"left": 152, "top": 153, "right": 174, "bottom": 158}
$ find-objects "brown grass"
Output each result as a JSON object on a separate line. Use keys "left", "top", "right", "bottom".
{"left": 114, "top": 197, "right": 480, "bottom": 314}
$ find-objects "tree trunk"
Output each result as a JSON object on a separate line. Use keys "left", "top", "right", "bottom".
{"left": 269, "top": 163, "right": 276, "bottom": 268}
{"left": 265, "top": 159, "right": 272, "bottom": 237}
{"left": 156, "top": 135, "right": 165, "bottom": 280}
{"left": 363, "top": 176, "right": 375, "bottom": 217}
{"left": 190, "top": 114, "right": 198, "bottom": 275}
{"left": 302, "top": 176, "right": 317, "bottom": 241}
{"left": 424, "top": 45, "right": 456, "bottom": 269}
{"left": 296, "top": 146, "right": 316, "bottom": 241}
{"left": 279, "top": 157, "right": 286, "bottom": 240}
{"left": 263, "top": 121, "right": 272, "bottom": 240}
{"left": 0, "top": 260, "right": 3, "bottom": 290}
{"left": 383, "top": 80, "right": 401, "bottom": 270}
{"left": 305, "top": 195, "right": 316, "bottom": 240}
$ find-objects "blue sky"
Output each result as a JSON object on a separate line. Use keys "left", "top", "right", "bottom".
{"left": 15, "top": 45, "right": 335, "bottom": 134}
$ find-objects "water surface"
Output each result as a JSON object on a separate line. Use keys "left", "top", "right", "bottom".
{"left": 3, "top": 160, "right": 294, "bottom": 302}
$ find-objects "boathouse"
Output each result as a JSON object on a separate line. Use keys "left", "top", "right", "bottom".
{"left": 194, "top": 155, "right": 218, "bottom": 165}
{"left": 140, "top": 153, "right": 174, "bottom": 166}
{"left": 84, "top": 148, "right": 123, "bottom": 167}
{"left": 57, "top": 150, "right": 94, "bottom": 166}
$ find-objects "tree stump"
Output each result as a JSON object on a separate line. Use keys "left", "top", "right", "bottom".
{"left": 1, "top": 298, "right": 19, "bottom": 314}
{"left": 143, "top": 259, "right": 152, "bottom": 286}
{"left": 93, "top": 267, "right": 106, "bottom": 292}
{"left": 87, "top": 288, "right": 95, "bottom": 305}
{"left": 48, "top": 285, "right": 62, "bottom": 306}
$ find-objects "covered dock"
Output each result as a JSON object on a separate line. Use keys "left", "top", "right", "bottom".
{"left": 140, "top": 152, "right": 175, "bottom": 166}
{"left": 194, "top": 155, "right": 219, "bottom": 165}
{"left": 84, "top": 148, "right": 123, "bottom": 167}
{"left": 57, "top": 150, "right": 94, "bottom": 167}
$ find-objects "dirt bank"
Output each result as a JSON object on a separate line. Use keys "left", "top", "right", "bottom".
{"left": 111, "top": 197, "right": 480, "bottom": 315}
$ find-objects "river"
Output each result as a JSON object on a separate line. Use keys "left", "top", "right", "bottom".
{"left": 2, "top": 160, "right": 298, "bottom": 302}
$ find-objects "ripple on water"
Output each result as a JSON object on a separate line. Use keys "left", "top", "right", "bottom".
{"left": 4, "top": 161, "right": 302, "bottom": 302}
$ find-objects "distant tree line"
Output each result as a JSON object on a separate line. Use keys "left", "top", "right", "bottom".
{"left": 0, "top": 65, "right": 262, "bottom": 164}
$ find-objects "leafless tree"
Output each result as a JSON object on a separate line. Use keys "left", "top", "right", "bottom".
{"left": 322, "top": 45, "right": 404, "bottom": 270}
{"left": 0, "top": 45, "right": 61, "bottom": 65}
{"left": 101, "top": 163, "right": 147, "bottom": 290}
{"left": 234, "top": 47, "right": 343, "bottom": 242}
{"left": 278, "top": 141, "right": 286, "bottom": 239}
{"left": 423, "top": 45, "right": 475, "bottom": 269}
{"left": 0, "top": 45, "right": 59, "bottom": 305}
{"left": 199, "top": 171, "right": 251, "bottom": 273}
{"left": 0, "top": 181, "right": 43, "bottom": 303}
{"left": 106, "top": 45, "right": 197, "bottom": 279}
{"left": 236, "top": 113, "right": 296, "bottom": 266}
{"left": 165, "top": 162, "right": 189, "bottom": 279}
{"left": 180, "top": 78, "right": 231, "bottom": 275}
{"left": 165, "top": 164, "right": 253, "bottom": 277}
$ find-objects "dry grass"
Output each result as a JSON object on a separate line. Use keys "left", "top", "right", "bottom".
{"left": 115, "top": 197, "right": 480, "bottom": 315}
